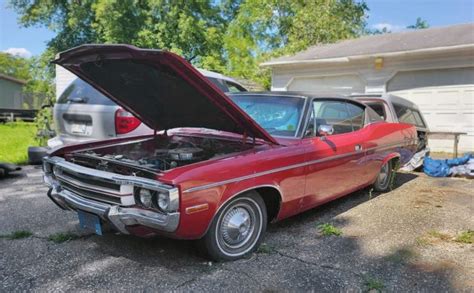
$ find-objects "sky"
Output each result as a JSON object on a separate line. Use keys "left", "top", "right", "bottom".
{"left": 1, "top": 0, "right": 473, "bottom": 58}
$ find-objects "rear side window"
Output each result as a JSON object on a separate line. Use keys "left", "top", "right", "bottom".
{"left": 393, "top": 103, "right": 425, "bottom": 127}
{"left": 366, "top": 102, "right": 386, "bottom": 120}
{"left": 57, "top": 78, "right": 116, "bottom": 105}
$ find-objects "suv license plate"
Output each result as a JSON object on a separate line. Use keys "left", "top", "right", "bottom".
{"left": 71, "top": 123, "right": 87, "bottom": 134}
{"left": 77, "top": 210, "right": 102, "bottom": 235}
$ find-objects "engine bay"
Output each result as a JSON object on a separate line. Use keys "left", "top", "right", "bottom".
{"left": 66, "top": 134, "right": 254, "bottom": 175}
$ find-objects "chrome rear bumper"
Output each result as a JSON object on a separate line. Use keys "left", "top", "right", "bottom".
{"left": 48, "top": 188, "right": 180, "bottom": 234}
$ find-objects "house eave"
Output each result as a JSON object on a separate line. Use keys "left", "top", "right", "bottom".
{"left": 260, "top": 44, "right": 474, "bottom": 68}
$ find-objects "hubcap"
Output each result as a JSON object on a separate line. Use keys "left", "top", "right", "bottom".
{"left": 221, "top": 206, "right": 253, "bottom": 248}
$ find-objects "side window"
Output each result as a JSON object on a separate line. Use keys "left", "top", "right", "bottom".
{"left": 393, "top": 103, "right": 417, "bottom": 125}
{"left": 346, "top": 103, "right": 365, "bottom": 131}
{"left": 311, "top": 101, "right": 364, "bottom": 135}
{"left": 412, "top": 110, "right": 426, "bottom": 128}
{"left": 366, "top": 102, "right": 386, "bottom": 120}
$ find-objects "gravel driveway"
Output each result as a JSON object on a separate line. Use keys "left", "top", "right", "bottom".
{"left": 1, "top": 166, "right": 472, "bottom": 292}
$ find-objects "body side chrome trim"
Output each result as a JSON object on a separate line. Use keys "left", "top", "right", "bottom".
{"left": 183, "top": 141, "right": 408, "bottom": 193}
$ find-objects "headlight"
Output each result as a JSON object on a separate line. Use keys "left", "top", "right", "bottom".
{"left": 137, "top": 188, "right": 153, "bottom": 208}
{"left": 156, "top": 192, "right": 170, "bottom": 211}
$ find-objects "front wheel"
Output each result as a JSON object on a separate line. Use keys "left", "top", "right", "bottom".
{"left": 199, "top": 191, "right": 267, "bottom": 261}
{"left": 373, "top": 160, "right": 395, "bottom": 192}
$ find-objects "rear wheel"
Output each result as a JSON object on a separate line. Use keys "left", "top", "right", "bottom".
{"left": 374, "top": 160, "right": 394, "bottom": 192}
{"left": 199, "top": 191, "right": 267, "bottom": 261}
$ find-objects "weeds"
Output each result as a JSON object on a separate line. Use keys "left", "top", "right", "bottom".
{"left": 48, "top": 232, "right": 79, "bottom": 243}
{"left": 257, "top": 243, "right": 275, "bottom": 254}
{"left": 363, "top": 276, "right": 384, "bottom": 292}
{"left": 427, "top": 230, "right": 451, "bottom": 241}
{"left": 455, "top": 230, "right": 473, "bottom": 244}
{"left": 388, "top": 160, "right": 400, "bottom": 191}
{"left": 317, "top": 223, "right": 342, "bottom": 236}
{"left": 0, "top": 230, "right": 33, "bottom": 240}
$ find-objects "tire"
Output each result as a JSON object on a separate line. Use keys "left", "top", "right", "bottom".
{"left": 28, "top": 146, "right": 48, "bottom": 165}
{"left": 199, "top": 191, "right": 267, "bottom": 261}
{"left": 373, "top": 160, "right": 394, "bottom": 192}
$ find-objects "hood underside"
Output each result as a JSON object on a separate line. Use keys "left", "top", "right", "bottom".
{"left": 53, "top": 44, "right": 277, "bottom": 144}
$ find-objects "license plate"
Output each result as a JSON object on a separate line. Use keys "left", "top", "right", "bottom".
{"left": 70, "top": 123, "right": 87, "bottom": 134}
{"left": 77, "top": 210, "right": 102, "bottom": 235}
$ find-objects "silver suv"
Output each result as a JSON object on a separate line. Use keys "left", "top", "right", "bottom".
{"left": 48, "top": 69, "right": 246, "bottom": 148}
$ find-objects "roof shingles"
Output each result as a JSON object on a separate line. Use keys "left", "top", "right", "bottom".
{"left": 263, "top": 23, "right": 474, "bottom": 65}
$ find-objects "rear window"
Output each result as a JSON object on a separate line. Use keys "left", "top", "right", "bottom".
{"left": 57, "top": 78, "right": 116, "bottom": 105}
{"left": 393, "top": 103, "right": 426, "bottom": 128}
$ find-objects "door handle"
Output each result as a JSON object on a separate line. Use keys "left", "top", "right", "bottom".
{"left": 355, "top": 144, "right": 363, "bottom": 152}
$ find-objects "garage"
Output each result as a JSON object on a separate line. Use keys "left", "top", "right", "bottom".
{"left": 262, "top": 23, "right": 474, "bottom": 152}
{"left": 388, "top": 68, "right": 474, "bottom": 151}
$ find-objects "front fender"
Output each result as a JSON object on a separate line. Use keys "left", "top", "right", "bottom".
{"left": 175, "top": 179, "right": 281, "bottom": 239}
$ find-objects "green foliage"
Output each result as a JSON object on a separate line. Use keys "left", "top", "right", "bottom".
{"left": 455, "top": 230, "right": 473, "bottom": 244}
{"left": 317, "top": 223, "right": 342, "bottom": 236}
{"left": 363, "top": 276, "right": 384, "bottom": 292}
{"left": 407, "top": 17, "right": 429, "bottom": 29}
{"left": 48, "top": 232, "right": 79, "bottom": 243}
{"left": 10, "top": 0, "right": 369, "bottom": 88}
{"left": 0, "top": 122, "right": 37, "bottom": 164}
{"left": 257, "top": 243, "right": 276, "bottom": 254}
{"left": 0, "top": 230, "right": 33, "bottom": 240}
{"left": 0, "top": 52, "right": 30, "bottom": 80}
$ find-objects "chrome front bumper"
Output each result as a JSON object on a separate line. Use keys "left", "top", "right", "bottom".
{"left": 48, "top": 187, "right": 180, "bottom": 235}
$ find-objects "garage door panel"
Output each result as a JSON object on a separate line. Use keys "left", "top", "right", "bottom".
{"left": 287, "top": 74, "right": 365, "bottom": 94}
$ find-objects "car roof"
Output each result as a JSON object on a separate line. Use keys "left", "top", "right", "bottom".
{"left": 198, "top": 69, "right": 242, "bottom": 85}
{"left": 229, "top": 91, "right": 348, "bottom": 99}
{"left": 350, "top": 93, "right": 420, "bottom": 110}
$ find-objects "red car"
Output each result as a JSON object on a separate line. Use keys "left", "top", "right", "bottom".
{"left": 43, "top": 45, "right": 417, "bottom": 261}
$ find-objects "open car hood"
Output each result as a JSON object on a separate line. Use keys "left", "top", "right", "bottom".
{"left": 53, "top": 44, "right": 277, "bottom": 144}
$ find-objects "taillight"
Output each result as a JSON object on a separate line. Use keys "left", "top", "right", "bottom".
{"left": 115, "top": 108, "right": 141, "bottom": 135}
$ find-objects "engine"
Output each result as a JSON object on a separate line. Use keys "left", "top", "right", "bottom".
{"left": 70, "top": 134, "right": 252, "bottom": 173}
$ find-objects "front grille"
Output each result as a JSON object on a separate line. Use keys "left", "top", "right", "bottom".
{"left": 62, "top": 169, "right": 120, "bottom": 191}
{"left": 58, "top": 179, "right": 122, "bottom": 205}
{"left": 54, "top": 165, "right": 131, "bottom": 205}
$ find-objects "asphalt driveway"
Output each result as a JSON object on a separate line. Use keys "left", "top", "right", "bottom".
{"left": 1, "top": 166, "right": 472, "bottom": 292}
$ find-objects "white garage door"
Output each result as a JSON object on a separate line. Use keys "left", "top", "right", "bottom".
{"left": 388, "top": 67, "right": 474, "bottom": 152}
{"left": 287, "top": 74, "right": 365, "bottom": 95}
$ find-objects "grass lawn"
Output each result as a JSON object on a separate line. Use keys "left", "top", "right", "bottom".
{"left": 0, "top": 122, "right": 37, "bottom": 164}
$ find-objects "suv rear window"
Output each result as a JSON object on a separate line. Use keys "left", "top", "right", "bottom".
{"left": 57, "top": 78, "right": 116, "bottom": 105}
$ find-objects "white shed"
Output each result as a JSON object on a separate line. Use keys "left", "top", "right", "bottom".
{"left": 261, "top": 23, "right": 474, "bottom": 153}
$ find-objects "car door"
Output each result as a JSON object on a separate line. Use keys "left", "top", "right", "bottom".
{"left": 300, "top": 99, "right": 369, "bottom": 211}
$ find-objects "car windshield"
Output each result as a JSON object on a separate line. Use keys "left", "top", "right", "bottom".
{"left": 229, "top": 94, "right": 305, "bottom": 137}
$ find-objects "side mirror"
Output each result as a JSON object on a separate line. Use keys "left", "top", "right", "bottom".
{"left": 318, "top": 125, "right": 334, "bottom": 137}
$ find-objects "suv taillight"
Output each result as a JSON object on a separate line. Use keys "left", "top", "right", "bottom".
{"left": 115, "top": 108, "right": 141, "bottom": 135}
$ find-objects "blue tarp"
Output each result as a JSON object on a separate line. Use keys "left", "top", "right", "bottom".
{"left": 423, "top": 154, "right": 473, "bottom": 177}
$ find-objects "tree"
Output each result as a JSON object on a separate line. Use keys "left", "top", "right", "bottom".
{"left": 407, "top": 17, "right": 429, "bottom": 29}
{"left": 0, "top": 53, "right": 30, "bottom": 80}
{"left": 222, "top": 0, "right": 368, "bottom": 87}
{"left": 10, "top": 0, "right": 369, "bottom": 88}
